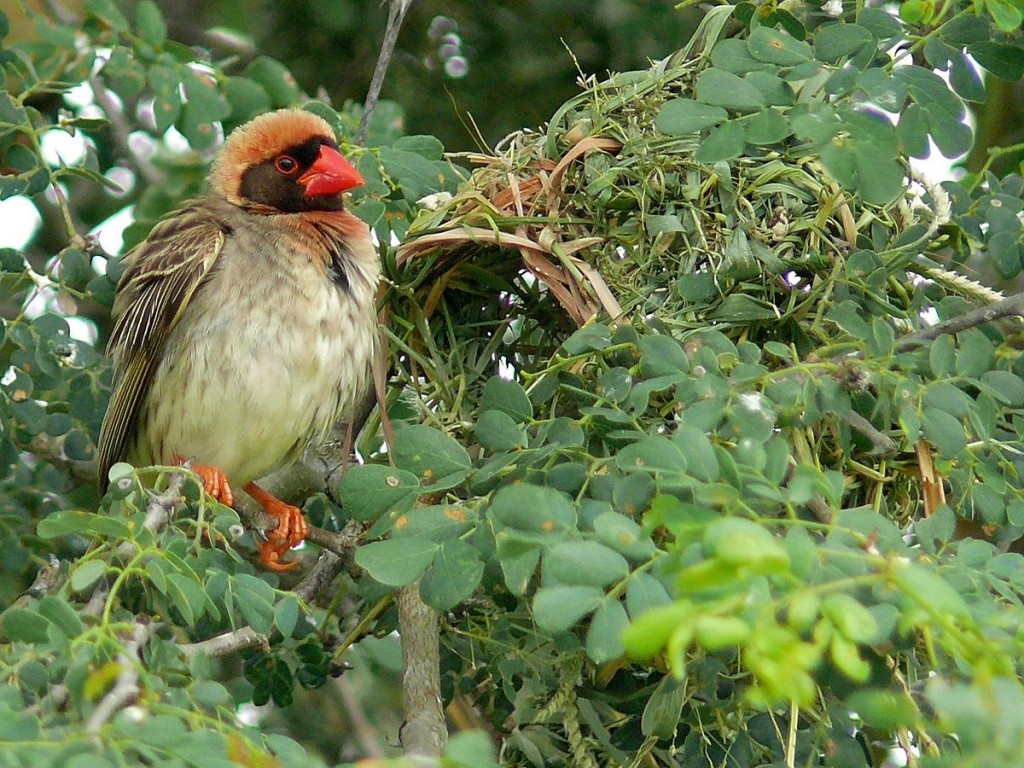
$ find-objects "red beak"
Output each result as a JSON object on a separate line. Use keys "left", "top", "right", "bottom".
{"left": 299, "top": 145, "right": 364, "bottom": 197}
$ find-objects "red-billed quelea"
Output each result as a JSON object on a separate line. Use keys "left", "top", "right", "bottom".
{"left": 97, "top": 109, "right": 379, "bottom": 570}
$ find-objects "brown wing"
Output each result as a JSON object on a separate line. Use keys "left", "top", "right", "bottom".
{"left": 97, "top": 203, "right": 227, "bottom": 490}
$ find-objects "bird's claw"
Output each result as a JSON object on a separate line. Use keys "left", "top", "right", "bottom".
{"left": 245, "top": 483, "right": 308, "bottom": 571}
{"left": 175, "top": 457, "right": 235, "bottom": 507}
{"left": 259, "top": 539, "right": 301, "bottom": 571}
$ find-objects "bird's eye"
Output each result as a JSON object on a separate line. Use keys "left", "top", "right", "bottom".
{"left": 275, "top": 155, "right": 298, "bottom": 175}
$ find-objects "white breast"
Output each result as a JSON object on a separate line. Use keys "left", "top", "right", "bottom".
{"left": 135, "top": 220, "right": 378, "bottom": 486}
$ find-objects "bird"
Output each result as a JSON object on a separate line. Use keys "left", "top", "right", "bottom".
{"left": 97, "top": 108, "right": 380, "bottom": 570}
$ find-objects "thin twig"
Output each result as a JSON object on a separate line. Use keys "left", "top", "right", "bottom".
{"left": 294, "top": 547, "right": 348, "bottom": 602}
{"left": 179, "top": 548, "right": 349, "bottom": 660}
{"left": 357, "top": 0, "right": 414, "bottom": 146}
{"left": 841, "top": 411, "right": 897, "bottom": 456}
{"left": 178, "top": 627, "right": 268, "bottom": 660}
{"left": 87, "top": 621, "right": 152, "bottom": 732}
{"left": 896, "top": 291, "right": 1024, "bottom": 351}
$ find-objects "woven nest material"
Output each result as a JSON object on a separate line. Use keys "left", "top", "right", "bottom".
{"left": 396, "top": 37, "right": 962, "bottom": 356}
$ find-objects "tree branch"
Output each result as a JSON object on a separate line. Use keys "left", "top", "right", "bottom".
{"left": 178, "top": 626, "right": 268, "bottom": 660}
{"left": 358, "top": 0, "right": 414, "bottom": 145}
{"left": 397, "top": 583, "right": 446, "bottom": 757}
{"left": 178, "top": 547, "right": 349, "bottom": 660}
{"left": 896, "top": 291, "right": 1024, "bottom": 351}
{"left": 841, "top": 411, "right": 897, "bottom": 456}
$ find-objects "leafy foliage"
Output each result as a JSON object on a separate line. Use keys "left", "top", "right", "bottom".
{"left": 3, "top": 1, "right": 1024, "bottom": 767}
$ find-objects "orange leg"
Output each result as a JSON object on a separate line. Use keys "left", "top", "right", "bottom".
{"left": 173, "top": 455, "right": 235, "bottom": 507}
{"left": 244, "top": 482, "right": 309, "bottom": 572}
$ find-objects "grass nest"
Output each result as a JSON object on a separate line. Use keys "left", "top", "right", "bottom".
{"left": 389, "top": 17, "right": 985, "bottom": 416}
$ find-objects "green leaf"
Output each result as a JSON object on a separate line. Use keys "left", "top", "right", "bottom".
{"left": 744, "top": 71, "right": 795, "bottom": 106}
{"left": 563, "top": 323, "right": 611, "bottom": 354}
{"left": 696, "top": 120, "right": 747, "bottom": 163}
{"left": 616, "top": 435, "right": 688, "bottom": 483}
{"left": 710, "top": 38, "right": 777, "bottom": 75}
{"left": 545, "top": 541, "right": 630, "bottom": 587}
{"left": 274, "top": 594, "right": 299, "bottom": 637}
{"left": 337, "top": 463, "right": 420, "bottom": 521}
{"left": 820, "top": 139, "right": 904, "bottom": 206}
{"left": 672, "top": 425, "right": 719, "bottom": 483}
{"left": 355, "top": 537, "right": 437, "bottom": 586}
{"left": 638, "top": 334, "right": 688, "bottom": 376}
{"left": 922, "top": 407, "right": 967, "bottom": 456}
{"left": 393, "top": 134, "right": 445, "bottom": 160}
{"left": 37, "top": 510, "right": 132, "bottom": 540}
{"left": 747, "top": 26, "right": 813, "bottom": 66}
{"left": 856, "top": 7, "right": 905, "bottom": 39}
{"left": 488, "top": 484, "right": 576, "bottom": 534}
{"left": 813, "top": 23, "right": 875, "bottom": 62}
{"left": 830, "top": 635, "right": 871, "bottom": 681}
{"left": 707, "top": 293, "right": 780, "bottom": 321}
{"left": 70, "top": 560, "right": 107, "bottom": 592}
{"left": 135, "top": 0, "right": 166, "bottom": 46}
{"left": 694, "top": 615, "right": 751, "bottom": 650}
{"left": 896, "top": 65, "right": 970, "bottom": 158}
{"left": 443, "top": 730, "right": 499, "bottom": 768}
{"left": 243, "top": 56, "right": 301, "bottom": 107}
{"left": 625, "top": 573, "right": 672, "bottom": 618}
{"left": 695, "top": 69, "right": 766, "bottom": 112}
{"left": 950, "top": 331, "right": 991, "bottom": 378}
{"left": 481, "top": 376, "right": 533, "bottom": 422}
{"left": 420, "top": 539, "right": 484, "bottom": 610}
{"left": 392, "top": 503, "right": 475, "bottom": 542}
{"left": 149, "top": 66, "right": 182, "bottom": 134}
{"left": 1, "top": 608, "right": 52, "bottom": 643}
{"left": 36, "top": 596, "right": 83, "bottom": 638}
{"left": 224, "top": 77, "right": 272, "bottom": 126}
{"left": 969, "top": 41, "right": 1024, "bottom": 81}
{"left": 180, "top": 69, "right": 230, "bottom": 150}
{"left": 594, "top": 511, "right": 657, "bottom": 562}
{"left": 641, "top": 677, "right": 686, "bottom": 739}
{"left": 949, "top": 52, "right": 986, "bottom": 103}
{"left": 846, "top": 689, "right": 918, "bottom": 729}
{"left": 822, "top": 593, "right": 877, "bottom": 643}
{"left": 928, "top": 333, "right": 955, "bottom": 377}
{"left": 703, "top": 518, "right": 789, "bottom": 572}
{"left": 621, "top": 602, "right": 693, "bottom": 659}
{"left": 892, "top": 562, "right": 969, "bottom": 618}
{"left": 380, "top": 148, "right": 452, "bottom": 202}
{"left": 656, "top": 99, "right": 728, "bottom": 134}
{"left": 167, "top": 573, "right": 207, "bottom": 628}
{"left": 476, "top": 409, "right": 527, "bottom": 451}
{"left": 791, "top": 103, "right": 840, "bottom": 144}
{"left": 496, "top": 545, "right": 539, "bottom": 596}
{"left": 743, "top": 108, "right": 792, "bottom": 145}
{"left": 532, "top": 586, "right": 603, "bottom": 633}
{"left": 85, "top": 0, "right": 128, "bottom": 31}
{"left": 987, "top": 0, "right": 1023, "bottom": 32}
{"left": 586, "top": 601, "right": 629, "bottom": 662}
{"left": 390, "top": 424, "right": 471, "bottom": 486}
{"left": 980, "top": 370, "right": 1024, "bottom": 405}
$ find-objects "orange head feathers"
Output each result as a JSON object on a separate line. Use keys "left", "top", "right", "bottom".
{"left": 210, "top": 109, "right": 364, "bottom": 211}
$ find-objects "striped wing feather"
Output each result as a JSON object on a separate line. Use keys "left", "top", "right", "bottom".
{"left": 97, "top": 206, "right": 226, "bottom": 489}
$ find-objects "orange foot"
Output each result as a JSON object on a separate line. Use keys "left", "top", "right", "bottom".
{"left": 245, "top": 482, "right": 309, "bottom": 572}
{"left": 173, "top": 455, "right": 235, "bottom": 507}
